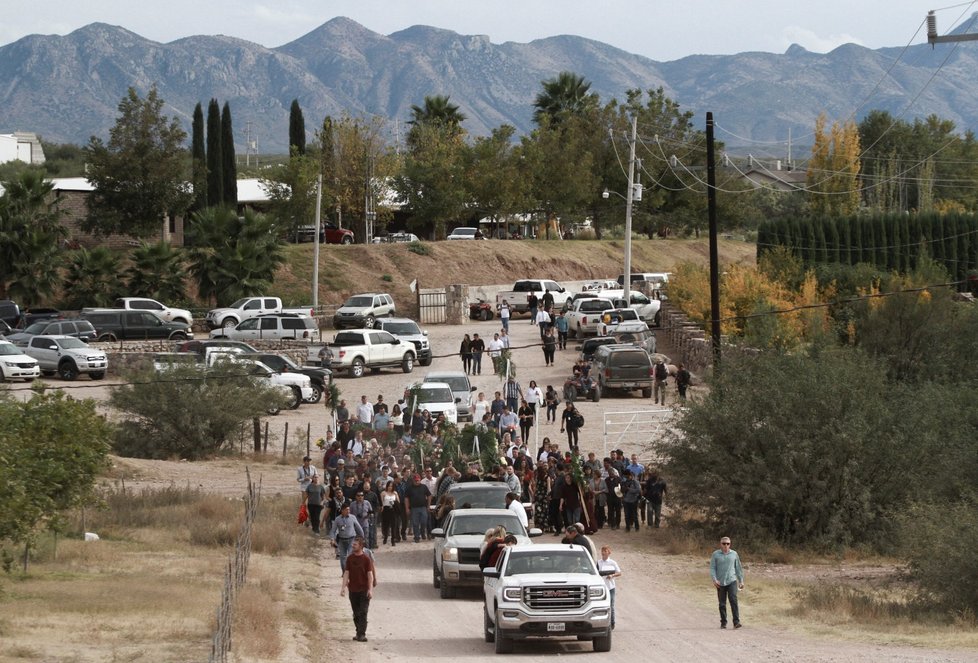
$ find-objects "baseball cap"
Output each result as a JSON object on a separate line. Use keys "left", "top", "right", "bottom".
{"left": 337, "top": 458, "right": 345, "bottom": 464}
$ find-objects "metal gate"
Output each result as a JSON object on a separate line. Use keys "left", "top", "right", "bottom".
{"left": 602, "top": 409, "right": 678, "bottom": 460}
{"left": 418, "top": 288, "right": 447, "bottom": 324}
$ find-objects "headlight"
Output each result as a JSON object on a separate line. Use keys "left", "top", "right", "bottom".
{"left": 503, "top": 587, "right": 522, "bottom": 601}
{"left": 442, "top": 547, "right": 458, "bottom": 562}
{"left": 589, "top": 586, "right": 606, "bottom": 599}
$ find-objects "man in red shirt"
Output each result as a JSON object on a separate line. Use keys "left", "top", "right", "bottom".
{"left": 341, "top": 537, "right": 375, "bottom": 642}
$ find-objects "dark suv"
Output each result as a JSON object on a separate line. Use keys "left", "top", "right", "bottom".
{"left": 590, "top": 344, "right": 654, "bottom": 401}
{"left": 6, "top": 319, "right": 97, "bottom": 345}
{"left": 81, "top": 309, "right": 194, "bottom": 342}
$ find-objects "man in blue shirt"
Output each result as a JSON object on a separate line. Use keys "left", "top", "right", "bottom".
{"left": 710, "top": 536, "right": 745, "bottom": 629}
{"left": 331, "top": 502, "right": 365, "bottom": 573}
{"left": 625, "top": 453, "right": 644, "bottom": 479}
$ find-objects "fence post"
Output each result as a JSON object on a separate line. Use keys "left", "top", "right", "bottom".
{"left": 284, "top": 422, "right": 289, "bottom": 457}
{"left": 306, "top": 423, "right": 311, "bottom": 457}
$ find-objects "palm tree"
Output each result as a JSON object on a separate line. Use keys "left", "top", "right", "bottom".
{"left": 62, "top": 247, "right": 123, "bottom": 309}
{"left": 0, "top": 170, "right": 66, "bottom": 302}
{"left": 409, "top": 95, "right": 466, "bottom": 128}
{"left": 533, "top": 71, "right": 599, "bottom": 126}
{"left": 126, "top": 241, "right": 187, "bottom": 302}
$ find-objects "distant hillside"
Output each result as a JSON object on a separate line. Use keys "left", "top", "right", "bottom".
{"left": 1, "top": 17, "right": 976, "bottom": 152}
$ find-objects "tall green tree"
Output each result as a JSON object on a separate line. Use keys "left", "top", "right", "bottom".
{"left": 206, "top": 98, "right": 223, "bottom": 207}
{"left": 0, "top": 170, "right": 66, "bottom": 303}
{"left": 191, "top": 102, "right": 206, "bottom": 211}
{"left": 289, "top": 99, "right": 306, "bottom": 156}
{"left": 465, "top": 125, "right": 527, "bottom": 238}
{"left": 186, "top": 207, "right": 285, "bottom": 305}
{"left": 125, "top": 241, "right": 187, "bottom": 302}
{"left": 533, "top": 71, "right": 599, "bottom": 126}
{"left": 221, "top": 102, "right": 237, "bottom": 207}
{"left": 408, "top": 95, "right": 466, "bottom": 136}
{"left": 82, "top": 86, "right": 191, "bottom": 238}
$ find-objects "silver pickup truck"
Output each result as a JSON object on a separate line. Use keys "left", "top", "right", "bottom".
{"left": 483, "top": 543, "right": 614, "bottom": 653}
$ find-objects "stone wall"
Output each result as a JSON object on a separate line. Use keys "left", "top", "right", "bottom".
{"left": 658, "top": 302, "right": 713, "bottom": 375}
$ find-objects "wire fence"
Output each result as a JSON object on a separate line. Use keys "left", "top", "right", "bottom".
{"left": 209, "top": 468, "right": 262, "bottom": 663}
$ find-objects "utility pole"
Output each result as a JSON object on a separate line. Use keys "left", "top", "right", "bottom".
{"left": 706, "top": 112, "right": 721, "bottom": 366}
{"left": 312, "top": 174, "right": 322, "bottom": 307}
{"left": 623, "top": 114, "right": 638, "bottom": 304}
{"left": 927, "top": 10, "right": 978, "bottom": 45}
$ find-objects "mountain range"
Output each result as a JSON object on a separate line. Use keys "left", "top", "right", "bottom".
{"left": 1, "top": 17, "right": 977, "bottom": 154}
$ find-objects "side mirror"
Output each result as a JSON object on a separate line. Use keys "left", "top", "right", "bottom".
{"left": 431, "top": 528, "right": 445, "bottom": 538}
{"left": 483, "top": 568, "right": 501, "bottom": 578}
{"left": 423, "top": 330, "right": 428, "bottom": 336}
{"left": 527, "top": 527, "right": 543, "bottom": 538}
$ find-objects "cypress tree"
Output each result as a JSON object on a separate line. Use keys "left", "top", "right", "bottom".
{"left": 221, "top": 102, "right": 237, "bottom": 207}
{"left": 861, "top": 217, "right": 876, "bottom": 265}
{"left": 289, "top": 99, "right": 306, "bottom": 156}
{"left": 824, "top": 217, "right": 840, "bottom": 264}
{"left": 931, "top": 214, "right": 945, "bottom": 266}
{"left": 813, "top": 217, "right": 827, "bottom": 264}
{"left": 873, "top": 214, "right": 888, "bottom": 269}
{"left": 908, "top": 214, "right": 923, "bottom": 270}
{"left": 789, "top": 217, "right": 803, "bottom": 261}
{"left": 803, "top": 219, "right": 817, "bottom": 264}
{"left": 206, "top": 98, "right": 223, "bottom": 207}
{"left": 944, "top": 213, "right": 959, "bottom": 282}
{"left": 191, "top": 102, "right": 206, "bottom": 211}
{"left": 837, "top": 215, "right": 851, "bottom": 265}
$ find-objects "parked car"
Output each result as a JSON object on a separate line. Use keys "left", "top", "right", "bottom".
{"left": 205, "top": 296, "right": 314, "bottom": 330}
{"left": 81, "top": 309, "right": 194, "bottom": 342}
{"left": 0, "top": 340, "right": 40, "bottom": 382}
{"left": 590, "top": 343, "right": 655, "bottom": 400}
{"left": 18, "top": 307, "right": 63, "bottom": 328}
{"left": 329, "top": 329, "right": 415, "bottom": 377}
{"left": 176, "top": 340, "right": 259, "bottom": 357}
{"left": 152, "top": 352, "right": 200, "bottom": 372}
{"left": 447, "top": 227, "right": 485, "bottom": 240}
{"left": 209, "top": 313, "right": 320, "bottom": 342}
{"left": 113, "top": 297, "right": 193, "bottom": 325}
{"left": 293, "top": 222, "right": 355, "bottom": 244}
{"left": 6, "top": 319, "right": 98, "bottom": 345}
{"left": 374, "top": 317, "right": 432, "bottom": 366}
{"left": 24, "top": 335, "right": 107, "bottom": 381}
{"left": 332, "top": 293, "right": 396, "bottom": 329}
{"left": 423, "top": 370, "right": 476, "bottom": 421}
{"left": 372, "top": 232, "right": 421, "bottom": 244}
{"left": 0, "top": 320, "right": 12, "bottom": 338}
{"left": 239, "top": 352, "right": 332, "bottom": 404}
{"left": 431, "top": 508, "right": 540, "bottom": 599}
{"left": 0, "top": 300, "right": 20, "bottom": 327}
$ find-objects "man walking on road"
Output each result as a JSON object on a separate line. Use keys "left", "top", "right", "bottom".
{"left": 341, "top": 537, "right": 375, "bottom": 642}
{"left": 710, "top": 536, "right": 745, "bottom": 629}
{"left": 330, "top": 502, "right": 364, "bottom": 573}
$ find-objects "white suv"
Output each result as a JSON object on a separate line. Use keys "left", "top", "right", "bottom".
{"left": 0, "top": 340, "right": 40, "bottom": 382}
{"left": 210, "top": 313, "right": 320, "bottom": 342}
{"left": 332, "top": 293, "right": 395, "bottom": 329}
{"left": 24, "top": 335, "right": 108, "bottom": 381}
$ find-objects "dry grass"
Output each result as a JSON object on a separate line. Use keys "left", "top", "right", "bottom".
{"left": 0, "top": 488, "right": 315, "bottom": 662}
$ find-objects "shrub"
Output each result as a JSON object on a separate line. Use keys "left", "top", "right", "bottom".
{"left": 407, "top": 242, "right": 429, "bottom": 256}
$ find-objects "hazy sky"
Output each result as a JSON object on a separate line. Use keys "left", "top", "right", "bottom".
{"left": 0, "top": 1, "right": 968, "bottom": 60}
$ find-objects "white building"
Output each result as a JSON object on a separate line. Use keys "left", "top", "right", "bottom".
{"left": 0, "top": 132, "right": 45, "bottom": 165}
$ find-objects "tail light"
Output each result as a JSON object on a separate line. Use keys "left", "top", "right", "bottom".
{"left": 605, "top": 368, "right": 612, "bottom": 379}
{"left": 648, "top": 366, "right": 655, "bottom": 376}
{"left": 303, "top": 330, "right": 310, "bottom": 338}
{"left": 338, "top": 349, "right": 347, "bottom": 359}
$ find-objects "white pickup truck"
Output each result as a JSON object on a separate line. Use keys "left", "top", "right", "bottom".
{"left": 205, "top": 297, "right": 314, "bottom": 330}
{"left": 483, "top": 543, "right": 614, "bottom": 653}
{"left": 330, "top": 329, "right": 416, "bottom": 378}
{"left": 564, "top": 297, "right": 616, "bottom": 338}
{"left": 495, "top": 280, "right": 570, "bottom": 316}
{"left": 113, "top": 297, "right": 194, "bottom": 326}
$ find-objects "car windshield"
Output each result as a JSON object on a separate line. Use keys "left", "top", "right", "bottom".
{"left": 505, "top": 550, "right": 596, "bottom": 576}
{"left": 447, "top": 514, "right": 525, "bottom": 537}
{"left": 344, "top": 296, "right": 373, "bottom": 307}
{"left": 452, "top": 228, "right": 475, "bottom": 236}
{"left": 416, "top": 386, "right": 453, "bottom": 403}
{"left": 383, "top": 321, "right": 420, "bottom": 335}
{"left": 448, "top": 485, "right": 509, "bottom": 509}
{"left": 608, "top": 351, "right": 650, "bottom": 367}
{"left": 56, "top": 338, "right": 88, "bottom": 349}
{"left": 0, "top": 342, "right": 23, "bottom": 355}
{"left": 580, "top": 300, "right": 612, "bottom": 313}
{"left": 426, "top": 375, "right": 467, "bottom": 392}
{"left": 22, "top": 321, "right": 49, "bottom": 334}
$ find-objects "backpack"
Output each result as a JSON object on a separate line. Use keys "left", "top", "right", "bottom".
{"left": 572, "top": 411, "right": 585, "bottom": 428}
{"left": 655, "top": 363, "right": 668, "bottom": 380}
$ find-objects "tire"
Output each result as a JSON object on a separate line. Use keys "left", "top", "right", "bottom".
{"left": 169, "top": 331, "right": 188, "bottom": 341}
{"left": 494, "top": 617, "right": 513, "bottom": 654}
{"left": 484, "top": 608, "right": 495, "bottom": 643}
{"left": 58, "top": 361, "right": 79, "bottom": 381}
{"left": 420, "top": 355, "right": 432, "bottom": 367}
{"left": 433, "top": 561, "right": 441, "bottom": 589}
{"left": 221, "top": 318, "right": 237, "bottom": 330}
{"left": 341, "top": 235, "right": 353, "bottom": 245}
{"left": 402, "top": 353, "right": 414, "bottom": 374}
{"left": 98, "top": 333, "right": 117, "bottom": 342}
{"left": 653, "top": 310, "right": 662, "bottom": 327}
{"left": 641, "top": 386, "right": 652, "bottom": 398}
{"left": 287, "top": 386, "right": 302, "bottom": 410}
{"left": 569, "top": 326, "right": 577, "bottom": 339}
{"left": 350, "top": 359, "right": 366, "bottom": 378}
{"left": 364, "top": 315, "right": 376, "bottom": 329}
{"left": 41, "top": 370, "right": 55, "bottom": 377}
{"left": 305, "top": 384, "right": 323, "bottom": 404}
{"left": 0, "top": 367, "right": 4, "bottom": 382}
{"left": 593, "top": 630, "right": 612, "bottom": 652}
{"left": 592, "top": 383, "right": 601, "bottom": 402}
{"left": 439, "top": 579, "right": 455, "bottom": 599}
{"left": 267, "top": 405, "right": 281, "bottom": 415}
{"left": 90, "top": 372, "right": 105, "bottom": 380}
{"left": 480, "top": 308, "right": 490, "bottom": 321}
{"left": 211, "top": 334, "right": 228, "bottom": 340}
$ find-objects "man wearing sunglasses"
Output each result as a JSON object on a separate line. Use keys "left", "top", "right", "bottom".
{"left": 710, "top": 536, "right": 745, "bottom": 629}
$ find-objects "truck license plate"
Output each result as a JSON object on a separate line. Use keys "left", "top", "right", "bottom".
{"left": 547, "top": 623, "right": 566, "bottom": 632}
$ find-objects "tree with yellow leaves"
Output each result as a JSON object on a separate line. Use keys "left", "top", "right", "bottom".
{"left": 806, "top": 113, "right": 861, "bottom": 217}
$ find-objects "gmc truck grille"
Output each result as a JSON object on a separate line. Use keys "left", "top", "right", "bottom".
{"left": 524, "top": 585, "right": 587, "bottom": 610}
{"left": 458, "top": 548, "right": 481, "bottom": 565}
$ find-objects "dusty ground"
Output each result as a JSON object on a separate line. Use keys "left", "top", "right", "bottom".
{"left": 14, "top": 316, "right": 974, "bottom": 662}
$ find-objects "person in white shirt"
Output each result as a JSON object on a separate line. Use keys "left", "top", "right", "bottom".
{"left": 499, "top": 299, "right": 511, "bottom": 332}
{"left": 296, "top": 456, "right": 319, "bottom": 500}
{"left": 523, "top": 380, "right": 543, "bottom": 416}
{"left": 356, "top": 395, "right": 373, "bottom": 426}
{"left": 535, "top": 307, "right": 551, "bottom": 338}
{"left": 500, "top": 329, "right": 511, "bottom": 349}
{"left": 505, "top": 491, "right": 528, "bottom": 528}
{"left": 597, "top": 545, "right": 623, "bottom": 629}
{"left": 471, "top": 392, "right": 490, "bottom": 423}
{"left": 487, "top": 333, "right": 505, "bottom": 373}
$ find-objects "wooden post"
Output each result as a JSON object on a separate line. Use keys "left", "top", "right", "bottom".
{"left": 283, "top": 422, "right": 289, "bottom": 458}
{"left": 253, "top": 417, "right": 261, "bottom": 453}
{"left": 306, "top": 422, "right": 311, "bottom": 457}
